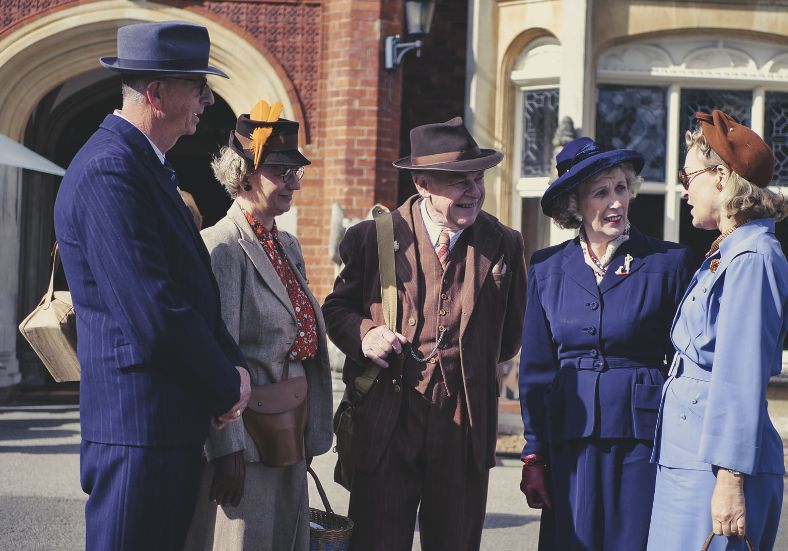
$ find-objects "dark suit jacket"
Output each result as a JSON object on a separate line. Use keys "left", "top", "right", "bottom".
{"left": 54, "top": 114, "right": 244, "bottom": 449}
{"left": 323, "top": 195, "right": 527, "bottom": 472}
{"left": 518, "top": 226, "right": 695, "bottom": 458}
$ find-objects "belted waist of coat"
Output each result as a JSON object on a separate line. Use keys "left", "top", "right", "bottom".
{"left": 670, "top": 354, "right": 712, "bottom": 382}
{"left": 560, "top": 355, "right": 665, "bottom": 372}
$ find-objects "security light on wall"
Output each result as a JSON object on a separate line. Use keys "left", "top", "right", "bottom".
{"left": 384, "top": 0, "right": 436, "bottom": 70}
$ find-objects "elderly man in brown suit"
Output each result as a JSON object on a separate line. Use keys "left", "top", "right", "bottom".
{"left": 323, "top": 117, "right": 527, "bottom": 551}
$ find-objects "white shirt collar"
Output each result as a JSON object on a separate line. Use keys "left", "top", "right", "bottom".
{"left": 419, "top": 198, "right": 465, "bottom": 251}
{"left": 112, "top": 110, "right": 166, "bottom": 165}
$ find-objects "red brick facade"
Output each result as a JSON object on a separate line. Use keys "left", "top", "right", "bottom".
{"left": 1, "top": 0, "right": 468, "bottom": 300}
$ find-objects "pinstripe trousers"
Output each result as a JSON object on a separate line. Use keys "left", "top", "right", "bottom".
{"left": 348, "top": 383, "right": 489, "bottom": 551}
{"left": 80, "top": 440, "right": 202, "bottom": 551}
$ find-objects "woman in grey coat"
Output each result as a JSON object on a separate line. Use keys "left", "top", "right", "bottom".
{"left": 185, "top": 105, "right": 333, "bottom": 551}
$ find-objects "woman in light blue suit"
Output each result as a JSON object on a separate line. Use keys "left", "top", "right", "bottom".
{"left": 648, "top": 110, "right": 788, "bottom": 551}
{"left": 519, "top": 138, "right": 695, "bottom": 550}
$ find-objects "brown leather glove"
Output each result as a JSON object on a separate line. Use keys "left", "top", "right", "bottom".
{"left": 210, "top": 450, "right": 245, "bottom": 507}
{"left": 520, "top": 455, "right": 552, "bottom": 510}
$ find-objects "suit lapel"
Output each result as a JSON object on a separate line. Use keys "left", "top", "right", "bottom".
{"left": 459, "top": 214, "right": 502, "bottom": 339}
{"left": 562, "top": 240, "right": 600, "bottom": 299}
{"left": 394, "top": 202, "right": 419, "bottom": 338}
{"left": 228, "top": 204, "right": 296, "bottom": 321}
{"left": 598, "top": 227, "right": 648, "bottom": 295}
{"left": 280, "top": 232, "right": 327, "bottom": 342}
{"left": 106, "top": 115, "right": 212, "bottom": 271}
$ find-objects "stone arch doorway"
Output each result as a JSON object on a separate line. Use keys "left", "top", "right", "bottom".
{"left": 1, "top": 1, "right": 300, "bottom": 387}
{"left": 17, "top": 71, "right": 238, "bottom": 385}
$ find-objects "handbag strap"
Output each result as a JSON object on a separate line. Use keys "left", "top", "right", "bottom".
{"left": 700, "top": 532, "right": 754, "bottom": 551}
{"left": 307, "top": 465, "right": 334, "bottom": 514}
{"left": 352, "top": 204, "right": 398, "bottom": 398}
{"left": 43, "top": 242, "right": 61, "bottom": 309}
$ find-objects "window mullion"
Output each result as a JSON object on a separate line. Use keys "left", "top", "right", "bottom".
{"left": 664, "top": 84, "right": 682, "bottom": 243}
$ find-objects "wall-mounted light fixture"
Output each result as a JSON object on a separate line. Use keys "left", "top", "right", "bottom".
{"left": 384, "top": 0, "right": 436, "bottom": 70}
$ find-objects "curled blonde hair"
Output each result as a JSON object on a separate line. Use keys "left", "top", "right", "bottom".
{"left": 685, "top": 127, "right": 787, "bottom": 223}
{"left": 548, "top": 162, "right": 643, "bottom": 229}
{"left": 211, "top": 146, "right": 253, "bottom": 198}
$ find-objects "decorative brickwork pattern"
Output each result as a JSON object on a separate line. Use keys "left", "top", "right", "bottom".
{"left": 0, "top": 0, "right": 80, "bottom": 37}
{"left": 199, "top": 1, "right": 322, "bottom": 139}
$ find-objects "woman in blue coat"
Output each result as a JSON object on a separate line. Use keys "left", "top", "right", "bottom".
{"left": 647, "top": 111, "right": 787, "bottom": 551}
{"left": 519, "top": 138, "right": 695, "bottom": 551}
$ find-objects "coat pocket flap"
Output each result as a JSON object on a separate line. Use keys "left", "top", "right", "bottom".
{"left": 246, "top": 376, "right": 308, "bottom": 414}
{"left": 634, "top": 383, "right": 661, "bottom": 411}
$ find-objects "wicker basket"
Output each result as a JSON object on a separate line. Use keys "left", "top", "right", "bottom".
{"left": 308, "top": 466, "right": 353, "bottom": 551}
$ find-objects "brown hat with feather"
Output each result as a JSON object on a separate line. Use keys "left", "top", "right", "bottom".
{"left": 228, "top": 100, "right": 310, "bottom": 170}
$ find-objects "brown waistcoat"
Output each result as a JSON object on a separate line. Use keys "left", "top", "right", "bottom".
{"left": 404, "top": 205, "right": 468, "bottom": 397}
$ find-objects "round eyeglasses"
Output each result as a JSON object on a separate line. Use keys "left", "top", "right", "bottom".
{"left": 276, "top": 166, "right": 305, "bottom": 182}
{"left": 678, "top": 166, "right": 715, "bottom": 190}
{"left": 162, "top": 76, "right": 209, "bottom": 96}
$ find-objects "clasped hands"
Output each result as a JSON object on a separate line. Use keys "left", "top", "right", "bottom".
{"left": 361, "top": 325, "right": 408, "bottom": 368}
{"left": 212, "top": 366, "right": 252, "bottom": 430}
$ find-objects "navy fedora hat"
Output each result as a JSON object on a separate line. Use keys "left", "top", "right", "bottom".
{"left": 541, "top": 137, "right": 644, "bottom": 216}
{"left": 100, "top": 21, "right": 228, "bottom": 78}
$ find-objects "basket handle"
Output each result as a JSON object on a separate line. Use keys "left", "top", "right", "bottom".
{"left": 700, "top": 532, "right": 754, "bottom": 551}
{"left": 307, "top": 465, "right": 334, "bottom": 515}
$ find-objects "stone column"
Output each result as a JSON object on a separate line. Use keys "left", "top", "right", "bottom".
{"left": 0, "top": 165, "right": 22, "bottom": 398}
{"left": 553, "top": 0, "right": 595, "bottom": 245}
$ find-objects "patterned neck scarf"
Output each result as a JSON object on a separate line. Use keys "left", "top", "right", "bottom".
{"left": 240, "top": 206, "right": 318, "bottom": 361}
{"left": 579, "top": 223, "right": 631, "bottom": 284}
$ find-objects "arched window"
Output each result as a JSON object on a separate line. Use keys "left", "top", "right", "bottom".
{"left": 511, "top": 36, "right": 562, "bottom": 261}
{"left": 596, "top": 37, "right": 788, "bottom": 261}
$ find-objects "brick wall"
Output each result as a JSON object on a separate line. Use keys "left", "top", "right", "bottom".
{"left": 0, "top": 0, "right": 406, "bottom": 300}
{"left": 304, "top": 0, "right": 403, "bottom": 299}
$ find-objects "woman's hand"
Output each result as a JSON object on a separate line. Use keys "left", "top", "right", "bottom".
{"left": 711, "top": 469, "right": 746, "bottom": 538}
{"left": 210, "top": 450, "right": 246, "bottom": 507}
{"left": 520, "top": 457, "right": 552, "bottom": 510}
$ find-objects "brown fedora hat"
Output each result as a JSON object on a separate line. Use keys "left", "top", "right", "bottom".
{"left": 393, "top": 116, "right": 503, "bottom": 172}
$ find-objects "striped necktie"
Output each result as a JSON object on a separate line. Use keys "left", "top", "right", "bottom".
{"left": 436, "top": 229, "right": 450, "bottom": 270}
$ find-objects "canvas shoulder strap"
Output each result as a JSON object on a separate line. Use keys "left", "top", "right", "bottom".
{"left": 353, "top": 204, "right": 398, "bottom": 397}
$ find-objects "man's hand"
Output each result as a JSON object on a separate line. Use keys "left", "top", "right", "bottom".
{"left": 711, "top": 469, "right": 746, "bottom": 538}
{"left": 361, "top": 326, "right": 408, "bottom": 368}
{"left": 209, "top": 450, "right": 245, "bottom": 507}
{"left": 213, "top": 367, "right": 252, "bottom": 429}
{"left": 520, "top": 460, "right": 552, "bottom": 510}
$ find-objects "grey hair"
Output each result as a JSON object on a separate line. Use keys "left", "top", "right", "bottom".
{"left": 547, "top": 162, "right": 642, "bottom": 229}
{"left": 685, "top": 126, "right": 787, "bottom": 223}
{"left": 121, "top": 75, "right": 154, "bottom": 104}
{"left": 211, "top": 146, "right": 252, "bottom": 198}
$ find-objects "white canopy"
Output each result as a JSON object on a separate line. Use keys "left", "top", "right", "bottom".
{"left": 0, "top": 133, "right": 66, "bottom": 176}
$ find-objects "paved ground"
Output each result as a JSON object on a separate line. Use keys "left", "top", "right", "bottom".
{"left": 1, "top": 395, "right": 787, "bottom": 550}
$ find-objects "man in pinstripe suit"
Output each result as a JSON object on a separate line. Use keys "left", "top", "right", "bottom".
{"left": 53, "top": 22, "right": 250, "bottom": 550}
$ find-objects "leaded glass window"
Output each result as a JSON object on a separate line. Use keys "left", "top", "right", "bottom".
{"left": 520, "top": 88, "right": 559, "bottom": 177}
{"left": 596, "top": 85, "right": 667, "bottom": 182}
{"left": 765, "top": 92, "right": 788, "bottom": 185}
{"left": 679, "top": 89, "right": 752, "bottom": 158}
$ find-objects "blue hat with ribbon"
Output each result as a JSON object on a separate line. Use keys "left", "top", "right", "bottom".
{"left": 100, "top": 21, "right": 228, "bottom": 78}
{"left": 541, "top": 137, "right": 644, "bottom": 217}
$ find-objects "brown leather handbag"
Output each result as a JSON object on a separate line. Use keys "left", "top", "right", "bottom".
{"left": 700, "top": 532, "right": 754, "bottom": 551}
{"left": 242, "top": 359, "right": 308, "bottom": 468}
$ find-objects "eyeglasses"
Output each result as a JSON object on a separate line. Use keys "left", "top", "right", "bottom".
{"left": 162, "top": 76, "right": 209, "bottom": 96}
{"left": 677, "top": 166, "right": 715, "bottom": 190}
{"left": 272, "top": 166, "right": 305, "bottom": 182}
